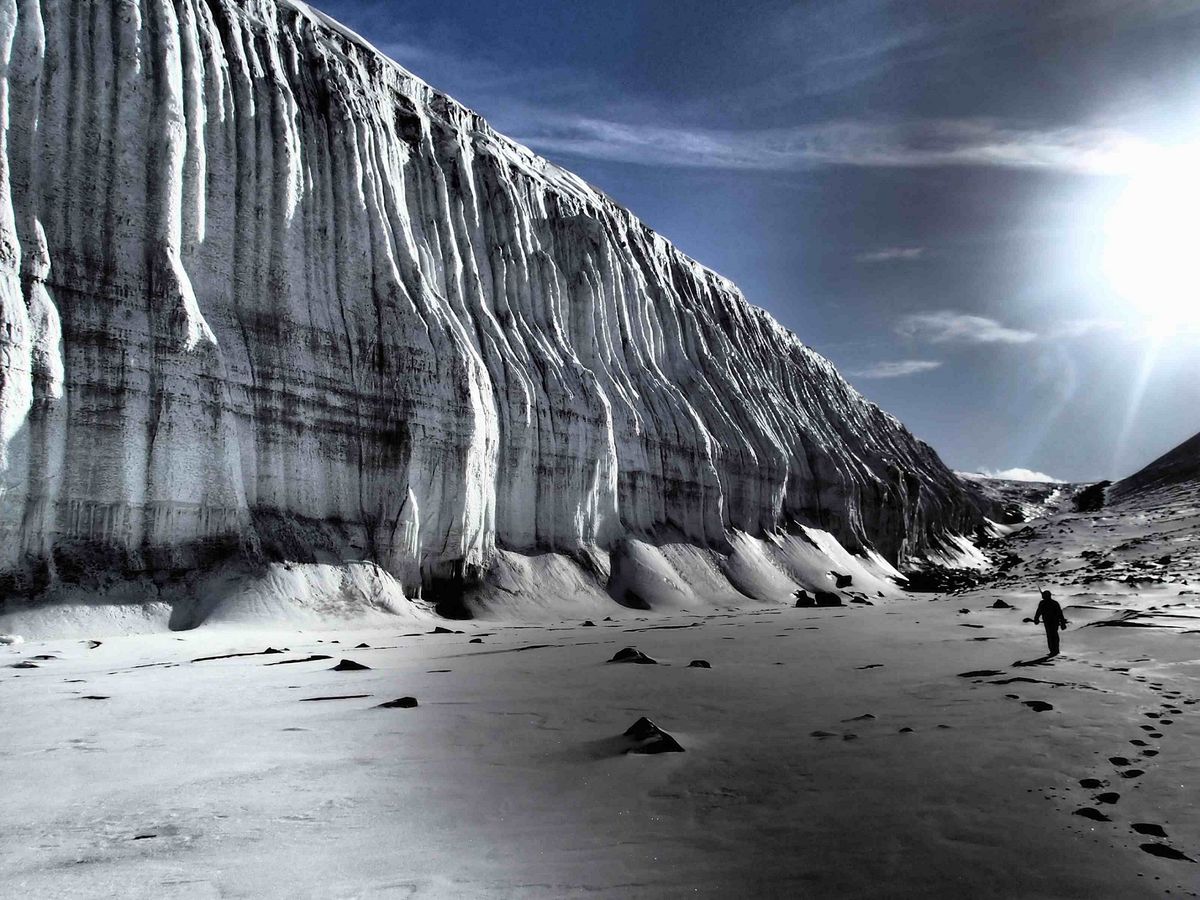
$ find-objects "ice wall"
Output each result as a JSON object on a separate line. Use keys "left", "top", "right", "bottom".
{"left": 0, "top": 0, "right": 980, "bottom": 602}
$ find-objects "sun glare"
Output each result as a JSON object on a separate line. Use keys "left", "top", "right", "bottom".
{"left": 1104, "top": 146, "right": 1200, "bottom": 335}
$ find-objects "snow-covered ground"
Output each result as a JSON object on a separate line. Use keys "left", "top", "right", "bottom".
{"left": 3, "top": 484, "right": 1200, "bottom": 898}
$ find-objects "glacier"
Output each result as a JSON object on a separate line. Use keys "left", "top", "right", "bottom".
{"left": 0, "top": 0, "right": 981, "bottom": 625}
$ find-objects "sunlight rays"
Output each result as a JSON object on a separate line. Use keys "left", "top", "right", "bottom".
{"left": 1104, "top": 145, "right": 1200, "bottom": 337}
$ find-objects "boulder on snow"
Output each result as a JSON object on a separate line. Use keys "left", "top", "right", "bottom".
{"left": 377, "top": 697, "right": 418, "bottom": 709}
{"left": 622, "top": 717, "right": 684, "bottom": 754}
{"left": 609, "top": 647, "right": 657, "bottom": 665}
{"left": 330, "top": 659, "right": 371, "bottom": 672}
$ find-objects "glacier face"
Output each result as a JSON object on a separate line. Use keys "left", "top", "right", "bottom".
{"left": 0, "top": 0, "right": 979, "bottom": 604}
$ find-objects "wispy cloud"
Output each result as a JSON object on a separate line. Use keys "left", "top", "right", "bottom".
{"left": 897, "top": 311, "right": 1038, "bottom": 345}
{"left": 1045, "top": 318, "right": 1126, "bottom": 339}
{"left": 856, "top": 246, "right": 925, "bottom": 263}
{"left": 749, "top": 0, "right": 1200, "bottom": 110}
{"left": 514, "top": 115, "right": 1156, "bottom": 175}
{"left": 847, "top": 359, "right": 944, "bottom": 379}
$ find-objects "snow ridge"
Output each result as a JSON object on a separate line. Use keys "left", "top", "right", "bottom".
{"left": 0, "top": 0, "right": 979, "bottom": 605}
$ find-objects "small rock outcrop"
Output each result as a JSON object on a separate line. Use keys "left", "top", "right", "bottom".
{"left": 622, "top": 717, "right": 685, "bottom": 754}
{"left": 609, "top": 647, "right": 658, "bottom": 665}
{"left": 377, "top": 697, "right": 419, "bottom": 709}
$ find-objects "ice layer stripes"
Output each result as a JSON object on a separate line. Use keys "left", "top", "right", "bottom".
{"left": 0, "top": 0, "right": 979, "bottom": 596}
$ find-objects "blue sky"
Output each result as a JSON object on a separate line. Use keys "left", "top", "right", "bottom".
{"left": 311, "top": 0, "right": 1200, "bottom": 482}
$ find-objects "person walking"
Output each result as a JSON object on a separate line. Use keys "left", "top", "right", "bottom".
{"left": 1033, "top": 589, "right": 1069, "bottom": 656}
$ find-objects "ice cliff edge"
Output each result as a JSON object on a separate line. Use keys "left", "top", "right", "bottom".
{"left": 0, "top": 0, "right": 980, "bottom": 612}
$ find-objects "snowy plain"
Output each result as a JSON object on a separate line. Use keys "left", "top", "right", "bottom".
{"left": 3, "top": 481, "right": 1199, "bottom": 898}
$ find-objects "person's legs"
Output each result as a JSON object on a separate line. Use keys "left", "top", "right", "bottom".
{"left": 1044, "top": 622, "right": 1060, "bottom": 655}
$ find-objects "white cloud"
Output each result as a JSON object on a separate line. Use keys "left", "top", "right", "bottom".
{"left": 846, "top": 359, "right": 944, "bottom": 379}
{"left": 515, "top": 116, "right": 1156, "bottom": 176}
{"left": 856, "top": 247, "right": 925, "bottom": 263}
{"left": 1045, "top": 318, "right": 1125, "bottom": 339}
{"left": 979, "top": 467, "right": 1065, "bottom": 483}
{"left": 897, "top": 310, "right": 1038, "bottom": 345}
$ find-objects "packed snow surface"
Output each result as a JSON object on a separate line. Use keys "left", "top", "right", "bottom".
{"left": 4, "top": 476, "right": 1200, "bottom": 896}
{"left": 0, "top": 0, "right": 979, "bottom": 619}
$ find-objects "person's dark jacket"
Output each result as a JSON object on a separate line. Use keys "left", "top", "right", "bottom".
{"left": 1034, "top": 598, "right": 1068, "bottom": 629}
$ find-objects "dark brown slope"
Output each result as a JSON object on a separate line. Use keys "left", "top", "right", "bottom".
{"left": 1112, "top": 431, "right": 1200, "bottom": 500}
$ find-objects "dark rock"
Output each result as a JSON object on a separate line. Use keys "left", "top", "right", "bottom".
{"left": 80, "top": 695, "right": 109, "bottom": 700}
{"left": 192, "top": 648, "right": 289, "bottom": 662}
{"left": 899, "top": 727, "right": 914, "bottom": 733}
{"left": 1120, "top": 768, "right": 1145, "bottom": 779}
{"left": 850, "top": 598, "right": 873, "bottom": 605}
{"left": 814, "top": 591, "right": 843, "bottom": 607}
{"left": 628, "top": 720, "right": 667, "bottom": 739}
{"left": 11, "top": 661, "right": 38, "bottom": 669}
{"left": 299, "top": 694, "right": 372, "bottom": 702}
{"left": 609, "top": 647, "right": 657, "bottom": 665}
{"left": 832, "top": 572, "right": 853, "bottom": 589}
{"left": 628, "top": 732, "right": 685, "bottom": 754}
{"left": 1095, "top": 792, "right": 1120, "bottom": 804}
{"left": 582, "top": 620, "right": 596, "bottom": 627}
{"left": 265, "top": 655, "right": 332, "bottom": 666}
{"left": 958, "top": 669, "right": 1005, "bottom": 678}
{"left": 687, "top": 660, "right": 711, "bottom": 668}
{"left": 1109, "top": 756, "right": 1131, "bottom": 767}
{"left": 901, "top": 566, "right": 987, "bottom": 593}
{"left": 625, "top": 717, "right": 664, "bottom": 740}
{"left": 1139, "top": 843, "right": 1192, "bottom": 862}
{"left": 1073, "top": 808, "right": 1110, "bottom": 822}
{"left": 810, "top": 730, "right": 837, "bottom": 738}
{"left": 794, "top": 590, "right": 815, "bottom": 608}
{"left": 85, "top": 640, "right": 102, "bottom": 649}
{"left": 355, "top": 643, "right": 371, "bottom": 649}
{"left": 469, "top": 638, "right": 483, "bottom": 644}
{"left": 1022, "top": 700, "right": 1053, "bottom": 712}
{"left": 377, "top": 697, "right": 419, "bottom": 709}
{"left": 991, "top": 599, "right": 1013, "bottom": 609}
{"left": 430, "top": 627, "right": 455, "bottom": 634}
{"left": 1073, "top": 481, "right": 1110, "bottom": 512}
{"left": 1079, "top": 778, "right": 1105, "bottom": 789}
{"left": 622, "top": 716, "right": 685, "bottom": 754}
{"left": 330, "top": 659, "right": 371, "bottom": 671}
